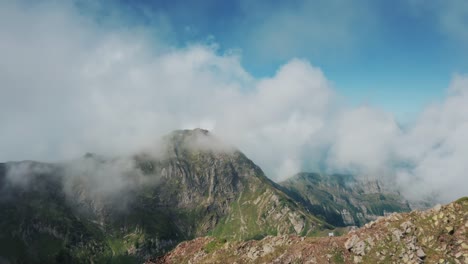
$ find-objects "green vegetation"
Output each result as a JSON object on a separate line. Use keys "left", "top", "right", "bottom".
{"left": 203, "top": 238, "right": 227, "bottom": 253}
{"left": 455, "top": 196, "right": 468, "bottom": 204}
{"left": 332, "top": 249, "right": 345, "bottom": 264}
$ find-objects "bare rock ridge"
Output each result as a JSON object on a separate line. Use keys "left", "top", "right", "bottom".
{"left": 135, "top": 128, "right": 328, "bottom": 240}
{"left": 150, "top": 197, "right": 468, "bottom": 264}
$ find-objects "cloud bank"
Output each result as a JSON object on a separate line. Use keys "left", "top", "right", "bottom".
{"left": 1, "top": 1, "right": 467, "bottom": 202}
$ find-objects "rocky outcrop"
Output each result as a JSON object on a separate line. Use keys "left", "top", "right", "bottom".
{"left": 153, "top": 197, "right": 468, "bottom": 263}
{"left": 133, "top": 129, "right": 327, "bottom": 241}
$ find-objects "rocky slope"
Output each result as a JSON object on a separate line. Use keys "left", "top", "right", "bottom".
{"left": 0, "top": 129, "right": 328, "bottom": 263}
{"left": 279, "top": 172, "right": 411, "bottom": 226}
{"left": 150, "top": 197, "right": 468, "bottom": 264}
{"left": 135, "top": 129, "right": 328, "bottom": 241}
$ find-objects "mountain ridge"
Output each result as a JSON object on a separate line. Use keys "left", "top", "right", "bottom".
{"left": 279, "top": 172, "right": 411, "bottom": 226}
{"left": 0, "top": 129, "right": 329, "bottom": 263}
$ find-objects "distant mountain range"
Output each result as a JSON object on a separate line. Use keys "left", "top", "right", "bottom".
{"left": 0, "top": 129, "right": 423, "bottom": 263}
{"left": 279, "top": 172, "right": 411, "bottom": 227}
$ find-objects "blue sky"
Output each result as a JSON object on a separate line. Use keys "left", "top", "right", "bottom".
{"left": 2, "top": 0, "right": 468, "bottom": 200}
{"left": 81, "top": 0, "right": 468, "bottom": 121}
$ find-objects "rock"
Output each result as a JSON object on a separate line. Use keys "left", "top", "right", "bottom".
{"left": 438, "top": 212, "right": 444, "bottom": 219}
{"left": 433, "top": 204, "right": 442, "bottom": 212}
{"left": 345, "top": 235, "right": 360, "bottom": 250}
{"left": 445, "top": 226, "right": 454, "bottom": 234}
{"left": 262, "top": 244, "right": 274, "bottom": 254}
{"left": 288, "top": 212, "right": 305, "bottom": 233}
{"left": 353, "top": 256, "right": 362, "bottom": 263}
{"left": 416, "top": 248, "right": 426, "bottom": 259}
{"left": 392, "top": 229, "right": 403, "bottom": 241}
{"left": 390, "top": 213, "right": 402, "bottom": 221}
{"left": 341, "top": 209, "right": 357, "bottom": 226}
{"left": 352, "top": 241, "right": 367, "bottom": 256}
{"left": 400, "top": 221, "right": 414, "bottom": 234}
{"left": 364, "top": 221, "right": 375, "bottom": 229}
{"left": 247, "top": 247, "right": 260, "bottom": 260}
{"left": 402, "top": 254, "right": 409, "bottom": 262}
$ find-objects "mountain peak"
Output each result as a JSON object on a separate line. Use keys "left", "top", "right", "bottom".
{"left": 192, "top": 128, "right": 210, "bottom": 134}
{"left": 164, "top": 128, "right": 212, "bottom": 144}
{"left": 170, "top": 128, "right": 210, "bottom": 137}
{"left": 162, "top": 128, "right": 234, "bottom": 155}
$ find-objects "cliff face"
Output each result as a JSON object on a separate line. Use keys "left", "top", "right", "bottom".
{"left": 131, "top": 129, "right": 328, "bottom": 241}
{"left": 279, "top": 172, "right": 411, "bottom": 226}
{"left": 151, "top": 197, "right": 468, "bottom": 264}
{"left": 0, "top": 129, "right": 327, "bottom": 263}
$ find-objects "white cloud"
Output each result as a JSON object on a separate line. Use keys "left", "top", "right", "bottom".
{"left": 326, "top": 106, "right": 400, "bottom": 175}
{"left": 0, "top": 2, "right": 333, "bottom": 180}
{"left": 1, "top": 1, "right": 467, "bottom": 203}
{"left": 394, "top": 74, "right": 468, "bottom": 201}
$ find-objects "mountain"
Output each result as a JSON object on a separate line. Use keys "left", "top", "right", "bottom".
{"left": 140, "top": 129, "right": 329, "bottom": 240}
{"left": 279, "top": 172, "right": 411, "bottom": 226}
{"left": 150, "top": 197, "right": 468, "bottom": 264}
{"left": 0, "top": 129, "right": 328, "bottom": 263}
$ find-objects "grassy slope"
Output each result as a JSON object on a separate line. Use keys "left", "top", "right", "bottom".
{"left": 209, "top": 179, "right": 330, "bottom": 241}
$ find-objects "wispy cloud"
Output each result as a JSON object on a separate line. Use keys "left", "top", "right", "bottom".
{"left": 1, "top": 1, "right": 467, "bottom": 202}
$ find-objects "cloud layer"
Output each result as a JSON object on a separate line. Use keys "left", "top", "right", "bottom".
{"left": 1, "top": 2, "right": 467, "bottom": 202}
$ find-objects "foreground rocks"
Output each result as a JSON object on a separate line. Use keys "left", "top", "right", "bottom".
{"left": 149, "top": 197, "right": 468, "bottom": 263}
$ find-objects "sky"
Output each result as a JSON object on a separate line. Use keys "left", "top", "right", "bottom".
{"left": 1, "top": 0, "right": 468, "bottom": 202}
{"left": 89, "top": 0, "right": 468, "bottom": 120}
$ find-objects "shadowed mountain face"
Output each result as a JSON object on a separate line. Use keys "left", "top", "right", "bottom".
{"left": 0, "top": 129, "right": 327, "bottom": 263}
{"left": 279, "top": 172, "right": 411, "bottom": 226}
